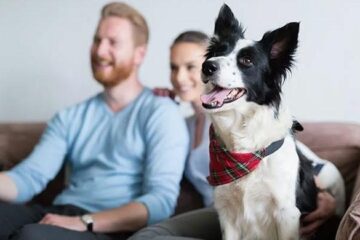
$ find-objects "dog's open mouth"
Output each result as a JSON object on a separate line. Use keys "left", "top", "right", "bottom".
{"left": 201, "top": 86, "right": 246, "bottom": 109}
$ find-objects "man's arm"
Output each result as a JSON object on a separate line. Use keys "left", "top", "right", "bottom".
{"left": 39, "top": 202, "right": 148, "bottom": 232}
{"left": 90, "top": 202, "right": 148, "bottom": 232}
{"left": 4, "top": 113, "right": 68, "bottom": 203}
{"left": 0, "top": 173, "right": 18, "bottom": 201}
{"left": 133, "top": 99, "right": 189, "bottom": 224}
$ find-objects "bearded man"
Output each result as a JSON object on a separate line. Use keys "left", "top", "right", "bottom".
{"left": 0, "top": 2, "right": 189, "bottom": 240}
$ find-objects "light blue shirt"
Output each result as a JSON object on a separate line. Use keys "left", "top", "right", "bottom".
{"left": 185, "top": 115, "right": 214, "bottom": 206}
{"left": 6, "top": 88, "right": 189, "bottom": 224}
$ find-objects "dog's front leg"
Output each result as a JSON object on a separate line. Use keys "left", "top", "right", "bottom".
{"left": 218, "top": 213, "right": 241, "bottom": 240}
{"left": 274, "top": 206, "right": 300, "bottom": 240}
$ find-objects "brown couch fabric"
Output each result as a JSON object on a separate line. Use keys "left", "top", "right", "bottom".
{"left": 0, "top": 123, "right": 45, "bottom": 169}
{"left": 0, "top": 123, "right": 65, "bottom": 205}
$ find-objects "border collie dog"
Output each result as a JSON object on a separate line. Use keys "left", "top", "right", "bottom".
{"left": 201, "top": 4, "right": 317, "bottom": 240}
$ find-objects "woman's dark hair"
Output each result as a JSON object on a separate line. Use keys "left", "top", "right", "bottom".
{"left": 172, "top": 30, "right": 209, "bottom": 47}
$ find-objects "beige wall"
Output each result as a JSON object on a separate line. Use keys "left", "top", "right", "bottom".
{"left": 0, "top": 0, "right": 359, "bottom": 123}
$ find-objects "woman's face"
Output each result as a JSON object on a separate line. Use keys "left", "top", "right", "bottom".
{"left": 170, "top": 42, "right": 206, "bottom": 103}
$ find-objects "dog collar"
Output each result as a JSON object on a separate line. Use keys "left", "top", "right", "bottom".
{"left": 207, "top": 124, "right": 285, "bottom": 186}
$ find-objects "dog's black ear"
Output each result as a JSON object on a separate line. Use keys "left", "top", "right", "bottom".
{"left": 292, "top": 120, "right": 304, "bottom": 132}
{"left": 260, "top": 22, "right": 300, "bottom": 79}
{"left": 214, "top": 4, "right": 244, "bottom": 40}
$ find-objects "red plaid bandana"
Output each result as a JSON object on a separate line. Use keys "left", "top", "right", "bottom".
{"left": 207, "top": 124, "right": 285, "bottom": 186}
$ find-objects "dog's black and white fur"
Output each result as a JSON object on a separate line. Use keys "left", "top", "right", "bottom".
{"left": 201, "top": 4, "right": 317, "bottom": 240}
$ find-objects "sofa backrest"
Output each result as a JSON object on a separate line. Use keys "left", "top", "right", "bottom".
{"left": 0, "top": 123, "right": 46, "bottom": 169}
{"left": 0, "top": 122, "right": 65, "bottom": 205}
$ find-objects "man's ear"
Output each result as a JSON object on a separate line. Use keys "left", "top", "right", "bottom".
{"left": 134, "top": 45, "right": 147, "bottom": 66}
{"left": 260, "top": 22, "right": 300, "bottom": 77}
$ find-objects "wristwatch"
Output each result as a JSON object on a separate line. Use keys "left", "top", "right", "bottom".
{"left": 80, "top": 214, "right": 94, "bottom": 232}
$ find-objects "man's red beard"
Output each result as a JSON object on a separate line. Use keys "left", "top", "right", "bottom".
{"left": 92, "top": 59, "right": 134, "bottom": 88}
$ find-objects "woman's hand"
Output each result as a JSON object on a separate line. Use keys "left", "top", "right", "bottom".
{"left": 39, "top": 213, "right": 86, "bottom": 232}
{"left": 300, "top": 191, "right": 336, "bottom": 238}
{"left": 153, "top": 88, "right": 176, "bottom": 100}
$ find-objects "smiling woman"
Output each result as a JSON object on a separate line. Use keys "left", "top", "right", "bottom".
{"left": 153, "top": 30, "right": 215, "bottom": 206}
{"left": 169, "top": 31, "right": 215, "bottom": 205}
{"left": 169, "top": 32, "right": 208, "bottom": 104}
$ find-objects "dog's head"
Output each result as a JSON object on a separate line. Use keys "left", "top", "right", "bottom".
{"left": 201, "top": 4, "right": 299, "bottom": 113}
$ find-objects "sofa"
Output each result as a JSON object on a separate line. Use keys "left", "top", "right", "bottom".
{"left": 1, "top": 122, "right": 360, "bottom": 238}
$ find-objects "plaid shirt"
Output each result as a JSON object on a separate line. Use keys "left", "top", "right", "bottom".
{"left": 207, "top": 124, "right": 284, "bottom": 186}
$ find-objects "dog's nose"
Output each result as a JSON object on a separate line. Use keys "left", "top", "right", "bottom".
{"left": 202, "top": 61, "right": 218, "bottom": 77}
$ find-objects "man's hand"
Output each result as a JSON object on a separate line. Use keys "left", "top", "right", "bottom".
{"left": 300, "top": 191, "right": 336, "bottom": 238}
{"left": 39, "top": 213, "right": 86, "bottom": 232}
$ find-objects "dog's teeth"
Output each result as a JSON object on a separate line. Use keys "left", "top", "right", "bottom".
{"left": 226, "top": 89, "right": 237, "bottom": 100}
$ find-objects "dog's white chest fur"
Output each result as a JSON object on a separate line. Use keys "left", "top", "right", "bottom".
{"left": 213, "top": 136, "right": 301, "bottom": 240}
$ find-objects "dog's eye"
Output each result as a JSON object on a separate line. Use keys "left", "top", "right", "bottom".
{"left": 239, "top": 57, "right": 253, "bottom": 67}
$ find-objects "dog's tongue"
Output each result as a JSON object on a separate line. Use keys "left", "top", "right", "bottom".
{"left": 201, "top": 87, "right": 232, "bottom": 106}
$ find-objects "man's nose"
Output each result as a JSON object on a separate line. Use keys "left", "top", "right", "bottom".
{"left": 94, "top": 40, "right": 109, "bottom": 57}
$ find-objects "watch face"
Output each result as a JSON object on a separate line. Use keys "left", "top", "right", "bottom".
{"left": 81, "top": 214, "right": 93, "bottom": 232}
{"left": 82, "top": 214, "right": 93, "bottom": 224}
